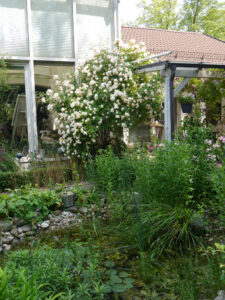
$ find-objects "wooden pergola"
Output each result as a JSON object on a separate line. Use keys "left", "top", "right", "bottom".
{"left": 137, "top": 60, "right": 225, "bottom": 141}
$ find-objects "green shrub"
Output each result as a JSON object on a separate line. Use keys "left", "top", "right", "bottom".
{"left": 0, "top": 187, "right": 61, "bottom": 223}
{"left": 0, "top": 151, "right": 18, "bottom": 172}
{"left": 86, "top": 148, "right": 135, "bottom": 193}
{"left": 209, "top": 163, "right": 225, "bottom": 225}
{"left": 134, "top": 142, "right": 194, "bottom": 207}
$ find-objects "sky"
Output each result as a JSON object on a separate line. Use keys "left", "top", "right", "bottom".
{"left": 120, "top": 0, "right": 182, "bottom": 24}
{"left": 120, "top": 0, "right": 224, "bottom": 24}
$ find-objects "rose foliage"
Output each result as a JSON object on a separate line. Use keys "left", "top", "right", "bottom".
{"left": 44, "top": 41, "right": 163, "bottom": 157}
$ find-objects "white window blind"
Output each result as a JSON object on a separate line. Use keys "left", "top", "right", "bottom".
{"left": 76, "top": 0, "right": 115, "bottom": 60}
{"left": 0, "top": 0, "right": 29, "bottom": 56}
{"left": 31, "top": 0, "right": 74, "bottom": 58}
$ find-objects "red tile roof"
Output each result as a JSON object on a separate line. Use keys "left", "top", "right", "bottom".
{"left": 122, "top": 26, "right": 225, "bottom": 64}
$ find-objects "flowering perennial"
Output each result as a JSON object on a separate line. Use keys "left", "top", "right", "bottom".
{"left": 44, "top": 41, "right": 163, "bottom": 157}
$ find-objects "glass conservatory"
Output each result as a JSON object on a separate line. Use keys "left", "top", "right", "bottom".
{"left": 0, "top": 0, "right": 120, "bottom": 151}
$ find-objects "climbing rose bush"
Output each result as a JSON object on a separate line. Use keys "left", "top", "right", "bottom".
{"left": 44, "top": 40, "right": 163, "bottom": 157}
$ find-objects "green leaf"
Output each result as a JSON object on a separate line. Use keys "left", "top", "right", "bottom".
{"left": 110, "top": 275, "right": 122, "bottom": 284}
{"left": 119, "top": 272, "right": 129, "bottom": 278}
{"left": 112, "top": 284, "right": 127, "bottom": 293}
{"left": 105, "top": 260, "right": 115, "bottom": 268}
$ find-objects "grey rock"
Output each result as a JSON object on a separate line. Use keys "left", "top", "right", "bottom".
{"left": 11, "top": 228, "right": 19, "bottom": 237}
{"left": 0, "top": 221, "right": 13, "bottom": 232}
{"left": 12, "top": 238, "right": 20, "bottom": 247}
{"left": 214, "top": 290, "right": 225, "bottom": 300}
{"left": 18, "top": 224, "right": 32, "bottom": 233}
{"left": 64, "top": 206, "right": 78, "bottom": 213}
{"left": 18, "top": 233, "right": 25, "bottom": 238}
{"left": 54, "top": 210, "right": 61, "bottom": 216}
{"left": 189, "top": 215, "right": 206, "bottom": 236}
{"left": 79, "top": 181, "right": 93, "bottom": 191}
{"left": 80, "top": 207, "right": 88, "bottom": 214}
{"left": 0, "top": 247, "right": 2, "bottom": 253}
{"left": 20, "top": 237, "right": 25, "bottom": 243}
{"left": 2, "top": 234, "right": 14, "bottom": 244}
{"left": 2, "top": 231, "right": 11, "bottom": 236}
{"left": 3, "top": 244, "right": 12, "bottom": 252}
{"left": 25, "top": 231, "right": 34, "bottom": 236}
{"left": 13, "top": 218, "right": 26, "bottom": 226}
{"left": 62, "top": 211, "right": 73, "bottom": 217}
{"left": 53, "top": 216, "right": 62, "bottom": 223}
{"left": 40, "top": 221, "right": 49, "bottom": 229}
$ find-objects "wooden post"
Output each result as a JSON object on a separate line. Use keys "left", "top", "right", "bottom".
{"left": 164, "top": 68, "right": 175, "bottom": 141}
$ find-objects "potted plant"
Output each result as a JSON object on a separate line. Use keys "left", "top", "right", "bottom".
{"left": 177, "top": 94, "right": 195, "bottom": 113}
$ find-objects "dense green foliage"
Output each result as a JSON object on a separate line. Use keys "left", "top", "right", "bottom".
{"left": 0, "top": 59, "right": 20, "bottom": 137}
{"left": 0, "top": 187, "right": 61, "bottom": 223}
{"left": 137, "top": 0, "right": 178, "bottom": 30}
{"left": 0, "top": 242, "right": 134, "bottom": 299}
{"left": 86, "top": 148, "right": 135, "bottom": 193}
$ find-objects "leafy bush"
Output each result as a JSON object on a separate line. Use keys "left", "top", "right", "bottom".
{"left": 209, "top": 162, "right": 225, "bottom": 225}
{"left": 179, "top": 113, "right": 217, "bottom": 202}
{"left": 86, "top": 147, "right": 135, "bottom": 193}
{"left": 0, "top": 187, "right": 61, "bottom": 223}
{"left": 134, "top": 142, "right": 194, "bottom": 207}
{"left": 0, "top": 149, "right": 18, "bottom": 172}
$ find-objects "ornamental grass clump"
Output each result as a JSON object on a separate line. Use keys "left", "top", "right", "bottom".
{"left": 44, "top": 40, "right": 163, "bottom": 158}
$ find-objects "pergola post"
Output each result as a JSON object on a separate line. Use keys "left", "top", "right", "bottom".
{"left": 164, "top": 67, "right": 176, "bottom": 141}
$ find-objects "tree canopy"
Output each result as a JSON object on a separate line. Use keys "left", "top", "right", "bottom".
{"left": 136, "top": 0, "right": 225, "bottom": 40}
{"left": 137, "top": 0, "right": 179, "bottom": 30}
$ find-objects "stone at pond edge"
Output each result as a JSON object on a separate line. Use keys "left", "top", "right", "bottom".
{"left": 18, "top": 224, "right": 32, "bottom": 233}
{"left": 214, "top": 290, "right": 225, "bottom": 300}
{"left": 189, "top": 215, "right": 206, "bottom": 236}
{"left": 12, "top": 218, "right": 26, "bottom": 227}
{"left": 40, "top": 221, "right": 50, "bottom": 229}
{"left": 54, "top": 210, "right": 61, "bottom": 216}
{"left": 64, "top": 206, "right": 78, "bottom": 214}
{"left": 80, "top": 207, "right": 88, "bottom": 214}
{"left": 12, "top": 238, "right": 21, "bottom": 247}
{"left": 3, "top": 244, "right": 12, "bottom": 252}
{"left": 11, "top": 227, "right": 19, "bottom": 237}
{"left": 0, "top": 221, "right": 13, "bottom": 232}
{"left": 2, "top": 234, "right": 14, "bottom": 244}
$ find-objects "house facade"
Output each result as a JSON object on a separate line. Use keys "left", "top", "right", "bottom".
{"left": 0, "top": 0, "right": 120, "bottom": 151}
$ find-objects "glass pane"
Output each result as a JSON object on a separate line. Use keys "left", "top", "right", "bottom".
{"left": 76, "top": 0, "right": 115, "bottom": 60}
{"left": 31, "top": 0, "right": 74, "bottom": 58}
{"left": 0, "top": 0, "right": 29, "bottom": 56}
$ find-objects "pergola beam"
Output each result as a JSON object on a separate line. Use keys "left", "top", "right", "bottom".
{"left": 161, "top": 69, "right": 225, "bottom": 78}
{"left": 174, "top": 77, "right": 191, "bottom": 98}
{"left": 136, "top": 64, "right": 165, "bottom": 74}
